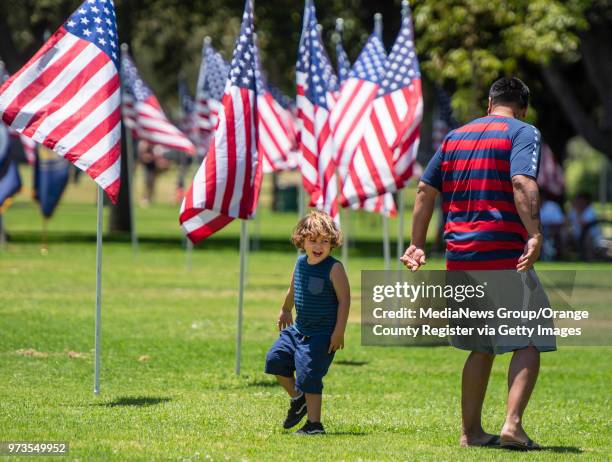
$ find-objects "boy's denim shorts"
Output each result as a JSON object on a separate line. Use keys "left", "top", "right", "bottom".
{"left": 264, "top": 325, "right": 335, "bottom": 394}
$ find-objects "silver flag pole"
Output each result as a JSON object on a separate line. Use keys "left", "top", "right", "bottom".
{"left": 236, "top": 220, "right": 248, "bottom": 375}
{"left": 94, "top": 187, "right": 104, "bottom": 395}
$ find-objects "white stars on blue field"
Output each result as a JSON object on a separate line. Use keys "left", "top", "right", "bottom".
{"left": 65, "top": 0, "right": 119, "bottom": 69}
{"left": 200, "top": 45, "right": 230, "bottom": 101}
{"left": 350, "top": 33, "right": 387, "bottom": 84}
{"left": 120, "top": 53, "right": 152, "bottom": 101}
{"left": 378, "top": 8, "right": 420, "bottom": 97}
{"left": 228, "top": 0, "right": 258, "bottom": 92}
{"left": 297, "top": 2, "right": 338, "bottom": 109}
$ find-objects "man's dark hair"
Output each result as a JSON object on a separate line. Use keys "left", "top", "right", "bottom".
{"left": 489, "top": 77, "right": 530, "bottom": 110}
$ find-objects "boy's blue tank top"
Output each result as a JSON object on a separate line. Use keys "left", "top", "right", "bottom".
{"left": 293, "top": 254, "right": 339, "bottom": 336}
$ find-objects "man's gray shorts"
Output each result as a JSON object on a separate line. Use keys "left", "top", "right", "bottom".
{"left": 446, "top": 269, "right": 557, "bottom": 355}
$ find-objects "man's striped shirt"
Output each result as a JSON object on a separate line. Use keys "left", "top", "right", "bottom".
{"left": 421, "top": 115, "right": 541, "bottom": 270}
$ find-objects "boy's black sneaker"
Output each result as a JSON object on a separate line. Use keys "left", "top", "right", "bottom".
{"left": 296, "top": 420, "right": 325, "bottom": 435}
{"left": 283, "top": 394, "right": 307, "bottom": 429}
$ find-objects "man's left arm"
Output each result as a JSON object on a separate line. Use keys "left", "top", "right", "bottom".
{"left": 329, "top": 262, "right": 350, "bottom": 353}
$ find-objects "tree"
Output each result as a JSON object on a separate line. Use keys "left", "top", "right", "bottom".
{"left": 414, "top": 0, "right": 612, "bottom": 162}
{"left": 541, "top": 2, "right": 612, "bottom": 158}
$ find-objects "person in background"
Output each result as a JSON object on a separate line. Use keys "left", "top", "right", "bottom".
{"left": 568, "top": 193, "right": 608, "bottom": 260}
{"left": 175, "top": 150, "right": 192, "bottom": 205}
{"left": 540, "top": 190, "right": 566, "bottom": 260}
{"left": 138, "top": 139, "right": 168, "bottom": 206}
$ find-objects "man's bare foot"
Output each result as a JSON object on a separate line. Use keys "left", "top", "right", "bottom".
{"left": 460, "top": 431, "right": 500, "bottom": 447}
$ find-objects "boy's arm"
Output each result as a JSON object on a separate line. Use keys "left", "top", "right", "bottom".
{"left": 278, "top": 271, "right": 295, "bottom": 331}
{"left": 329, "top": 262, "right": 350, "bottom": 353}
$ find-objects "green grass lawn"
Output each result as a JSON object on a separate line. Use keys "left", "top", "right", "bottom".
{"left": 0, "top": 170, "right": 611, "bottom": 461}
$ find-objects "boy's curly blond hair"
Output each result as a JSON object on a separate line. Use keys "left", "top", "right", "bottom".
{"left": 291, "top": 209, "right": 343, "bottom": 250}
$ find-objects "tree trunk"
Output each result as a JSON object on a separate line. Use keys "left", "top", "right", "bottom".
{"left": 416, "top": 76, "right": 435, "bottom": 164}
{"left": 109, "top": 123, "right": 133, "bottom": 233}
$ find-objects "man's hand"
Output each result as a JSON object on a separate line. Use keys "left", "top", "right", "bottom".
{"left": 400, "top": 245, "right": 427, "bottom": 272}
{"left": 277, "top": 309, "right": 293, "bottom": 331}
{"left": 328, "top": 329, "right": 344, "bottom": 353}
{"left": 517, "top": 234, "right": 542, "bottom": 272}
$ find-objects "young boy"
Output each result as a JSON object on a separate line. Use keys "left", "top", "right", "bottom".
{"left": 264, "top": 210, "right": 350, "bottom": 435}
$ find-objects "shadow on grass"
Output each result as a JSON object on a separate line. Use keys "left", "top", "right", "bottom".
{"left": 541, "top": 446, "right": 583, "bottom": 454}
{"left": 485, "top": 446, "right": 582, "bottom": 454}
{"left": 334, "top": 360, "right": 369, "bottom": 367}
{"left": 245, "top": 379, "right": 278, "bottom": 388}
{"left": 97, "top": 396, "right": 172, "bottom": 407}
{"left": 282, "top": 431, "right": 367, "bottom": 436}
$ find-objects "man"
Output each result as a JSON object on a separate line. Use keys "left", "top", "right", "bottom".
{"left": 401, "top": 78, "right": 550, "bottom": 450}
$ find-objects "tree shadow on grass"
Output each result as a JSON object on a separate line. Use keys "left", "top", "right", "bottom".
{"left": 97, "top": 396, "right": 172, "bottom": 407}
{"left": 334, "top": 359, "right": 368, "bottom": 367}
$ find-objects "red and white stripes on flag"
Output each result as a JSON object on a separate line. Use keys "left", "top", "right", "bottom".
{"left": 330, "top": 33, "right": 386, "bottom": 179}
{"left": 340, "top": 5, "right": 422, "bottom": 209}
{"left": 259, "top": 91, "right": 298, "bottom": 173}
{"left": 0, "top": 0, "right": 122, "bottom": 202}
{"left": 358, "top": 193, "right": 397, "bottom": 217}
{"left": 296, "top": 0, "right": 340, "bottom": 223}
{"left": 121, "top": 52, "right": 195, "bottom": 155}
{"left": 330, "top": 28, "right": 400, "bottom": 218}
{"left": 180, "top": 0, "right": 263, "bottom": 243}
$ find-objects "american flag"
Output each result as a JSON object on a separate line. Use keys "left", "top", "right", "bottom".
{"left": 335, "top": 26, "right": 351, "bottom": 84}
{"left": 180, "top": 0, "right": 263, "bottom": 243}
{"left": 178, "top": 77, "right": 199, "bottom": 145}
{"left": 537, "top": 144, "right": 564, "bottom": 197}
{"left": 330, "top": 32, "right": 386, "bottom": 177}
{"left": 266, "top": 83, "right": 300, "bottom": 171}
{"left": 358, "top": 192, "right": 396, "bottom": 217}
{"left": 340, "top": 4, "right": 422, "bottom": 208}
{"left": 194, "top": 39, "right": 230, "bottom": 154}
{"left": 121, "top": 51, "right": 195, "bottom": 155}
{"left": 0, "top": 0, "right": 121, "bottom": 201}
{"left": 333, "top": 28, "right": 397, "bottom": 217}
{"left": 258, "top": 72, "right": 299, "bottom": 173}
{"left": 296, "top": 0, "right": 340, "bottom": 223}
{"left": 269, "top": 84, "right": 294, "bottom": 111}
